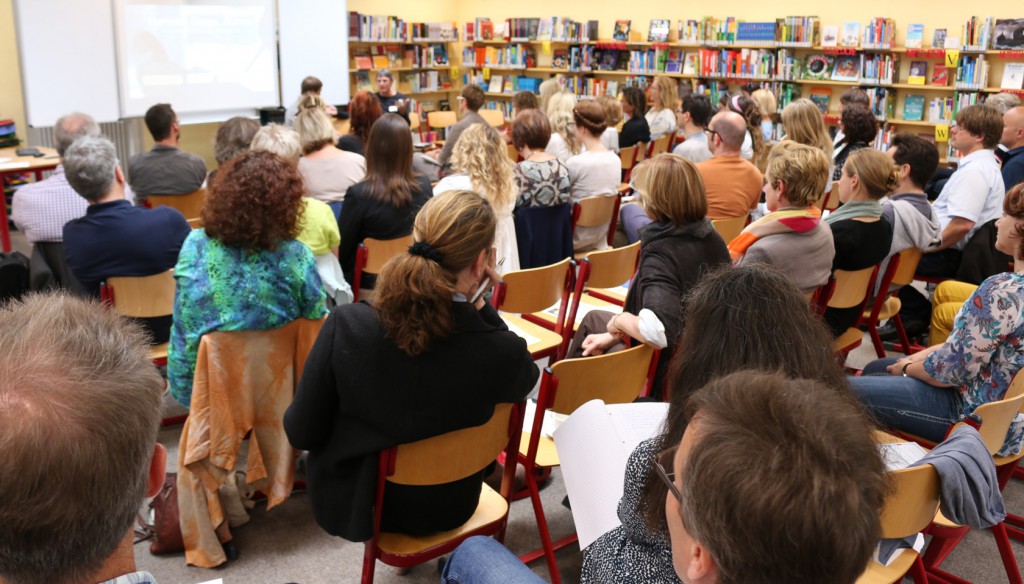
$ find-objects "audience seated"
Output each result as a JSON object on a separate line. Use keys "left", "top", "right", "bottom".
{"left": 295, "top": 105, "right": 366, "bottom": 221}
{"left": 168, "top": 151, "right": 327, "bottom": 407}
{"left": 729, "top": 142, "right": 834, "bottom": 294}
{"left": 567, "top": 101, "right": 620, "bottom": 252}
{"left": 619, "top": 86, "right": 652, "bottom": 151}
{"left": 696, "top": 111, "right": 763, "bottom": 220}
{"left": 336, "top": 90, "right": 381, "bottom": 156}
{"left": 284, "top": 190, "right": 538, "bottom": 541}
{"left": 750, "top": 88, "right": 778, "bottom": 145}
{"left": 720, "top": 93, "right": 762, "bottom": 164}
{"left": 0, "top": 293, "right": 167, "bottom": 584}
{"left": 823, "top": 149, "right": 896, "bottom": 336}
{"left": 128, "top": 103, "right": 207, "bottom": 198}
{"left": 285, "top": 75, "right": 338, "bottom": 126}
{"left": 780, "top": 98, "right": 835, "bottom": 191}
{"left": 850, "top": 181, "right": 1024, "bottom": 454}
{"left": 511, "top": 109, "right": 571, "bottom": 208}
{"left": 431, "top": 84, "right": 487, "bottom": 174}
{"left": 832, "top": 104, "right": 878, "bottom": 181}
{"left": 834, "top": 88, "right": 872, "bottom": 147}
{"left": 645, "top": 77, "right": 678, "bottom": 140}
{"left": 538, "top": 78, "right": 563, "bottom": 114}
{"left": 596, "top": 94, "right": 623, "bottom": 153}
{"left": 1000, "top": 106, "right": 1024, "bottom": 190}
{"left": 545, "top": 92, "right": 581, "bottom": 163}
{"left": 212, "top": 116, "right": 260, "bottom": 176}
{"left": 670, "top": 94, "right": 712, "bottom": 164}
{"left": 340, "top": 113, "right": 432, "bottom": 287}
{"left": 512, "top": 90, "right": 540, "bottom": 116}
{"left": 11, "top": 112, "right": 100, "bottom": 244}
{"left": 63, "top": 136, "right": 190, "bottom": 343}
{"left": 435, "top": 124, "right": 520, "bottom": 273}
{"left": 568, "top": 154, "right": 730, "bottom": 397}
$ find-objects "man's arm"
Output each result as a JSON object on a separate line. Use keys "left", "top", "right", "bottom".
{"left": 933, "top": 217, "right": 975, "bottom": 251}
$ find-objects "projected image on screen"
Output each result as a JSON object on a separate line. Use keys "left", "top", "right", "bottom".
{"left": 115, "top": 0, "right": 279, "bottom": 118}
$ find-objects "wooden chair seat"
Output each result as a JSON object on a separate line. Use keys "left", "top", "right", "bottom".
{"left": 586, "top": 285, "right": 629, "bottom": 305}
{"left": 378, "top": 484, "right": 508, "bottom": 556}
{"left": 519, "top": 432, "right": 559, "bottom": 467}
{"left": 834, "top": 327, "right": 864, "bottom": 354}
{"left": 531, "top": 295, "right": 620, "bottom": 332}
{"left": 499, "top": 314, "right": 563, "bottom": 357}
{"left": 479, "top": 109, "right": 505, "bottom": 128}
{"left": 149, "top": 342, "right": 168, "bottom": 363}
{"left": 865, "top": 296, "right": 901, "bottom": 321}
{"left": 710, "top": 215, "right": 748, "bottom": 244}
{"left": 856, "top": 551, "right": 920, "bottom": 584}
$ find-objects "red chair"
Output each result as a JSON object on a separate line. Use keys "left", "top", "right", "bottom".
{"left": 491, "top": 258, "right": 579, "bottom": 362}
{"left": 828, "top": 265, "right": 880, "bottom": 360}
{"left": 352, "top": 235, "right": 414, "bottom": 302}
{"left": 862, "top": 248, "right": 924, "bottom": 358}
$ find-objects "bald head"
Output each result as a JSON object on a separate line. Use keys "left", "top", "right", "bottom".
{"left": 1002, "top": 107, "right": 1024, "bottom": 150}
{"left": 709, "top": 111, "right": 746, "bottom": 155}
{"left": 53, "top": 112, "right": 100, "bottom": 157}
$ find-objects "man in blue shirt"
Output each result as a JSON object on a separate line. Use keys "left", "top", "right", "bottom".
{"left": 62, "top": 136, "right": 190, "bottom": 343}
{"left": 1000, "top": 106, "right": 1024, "bottom": 191}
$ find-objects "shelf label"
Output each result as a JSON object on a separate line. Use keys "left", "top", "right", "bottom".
{"left": 451, "top": 66, "right": 459, "bottom": 78}
{"left": 542, "top": 41, "right": 552, "bottom": 55}
{"left": 935, "top": 124, "right": 949, "bottom": 142}
{"left": 483, "top": 67, "right": 491, "bottom": 80}
{"left": 944, "top": 50, "right": 960, "bottom": 68}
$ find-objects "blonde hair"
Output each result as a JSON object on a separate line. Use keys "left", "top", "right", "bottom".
{"left": 650, "top": 76, "right": 678, "bottom": 112}
{"left": 597, "top": 94, "right": 624, "bottom": 127}
{"left": 374, "top": 190, "right": 496, "bottom": 356}
{"left": 250, "top": 124, "right": 302, "bottom": 162}
{"left": 781, "top": 99, "right": 833, "bottom": 158}
{"left": 297, "top": 93, "right": 327, "bottom": 112}
{"left": 546, "top": 92, "right": 582, "bottom": 156}
{"left": 634, "top": 154, "right": 707, "bottom": 224}
{"left": 843, "top": 148, "right": 901, "bottom": 200}
{"left": 538, "top": 79, "right": 563, "bottom": 114}
{"left": 750, "top": 89, "right": 778, "bottom": 117}
{"left": 294, "top": 107, "right": 334, "bottom": 154}
{"left": 451, "top": 124, "right": 518, "bottom": 210}
{"left": 766, "top": 142, "right": 830, "bottom": 207}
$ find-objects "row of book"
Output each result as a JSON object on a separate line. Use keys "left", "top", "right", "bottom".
{"left": 462, "top": 72, "right": 542, "bottom": 94}
{"left": 902, "top": 95, "right": 954, "bottom": 123}
{"left": 348, "top": 13, "right": 457, "bottom": 42}
{"left": 353, "top": 70, "right": 453, "bottom": 94}
{"left": 954, "top": 55, "right": 990, "bottom": 90}
{"left": 552, "top": 46, "right": 596, "bottom": 72}
{"left": 466, "top": 17, "right": 600, "bottom": 43}
{"left": 462, "top": 45, "right": 537, "bottom": 68}
{"left": 351, "top": 44, "right": 449, "bottom": 70}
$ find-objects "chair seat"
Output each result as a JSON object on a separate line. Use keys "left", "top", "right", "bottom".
{"left": 585, "top": 286, "right": 629, "bottom": 306}
{"left": 834, "top": 327, "right": 863, "bottom": 353}
{"left": 617, "top": 183, "right": 631, "bottom": 194}
{"left": 499, "top": 314, "right": 562, "bottom": 357}
{"left": 995, "top": 448, "right": 1024, "bottom": 467}
{"left": 933, "top": 508, "right": 960, "bottom": 529}
{"left": 378, "top": 484, "right": 508, "bottom": 556}
{"left": 856, "top": 551, "right": 920, "bottom": 584}
{"left": 520, "top": 432, "right": 560, "bottom": 467}
{"left": 531, "top": 296, "right": 620, "bottom": 332}
{"left": 864, "top": 297, "right": 902, "bottom": 321}
{"left": 149, "top": 342, "right": 168, "bottom": 362}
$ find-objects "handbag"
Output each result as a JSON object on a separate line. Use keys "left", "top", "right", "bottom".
{"left": 135, "top": 472, "right": 184, "bottom": 554}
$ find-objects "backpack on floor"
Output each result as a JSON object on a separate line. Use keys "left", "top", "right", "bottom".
{"left": 0, "top": 252, "right": 30, "bottom": 302}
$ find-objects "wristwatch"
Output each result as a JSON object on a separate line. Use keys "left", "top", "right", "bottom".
{"left": 901, "top": 362, "right": 912, "bottom": 377}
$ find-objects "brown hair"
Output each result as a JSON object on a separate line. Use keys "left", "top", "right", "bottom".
{"left": 750, "top": 88, "right": 777, "bottom": 117}
{"left": 363, "top": 113, "right": 419, "bottom": 207}
{"left": 203, "top": 150, "right": 303, "bottom": 251}
{"left": 451, "top": 124, "right": 518, "bottom": 210}
{"left": 513, "top": 91, "right": 540, "bottom": 113}
{"left": 461, "top": 84, "right": 485, "bottom": 111}
{"left": 511, "top": 109, "right": 552, "bottom": 150}
{"left": 301, "top": 75, "right": 323, "bottom": 94}
{"left": 726, "top": 94, "right": 767, "bottom": 167}
{"left": 572, "top": 100, "right": 608, "bottom": 137}
{"left": 839, "top": 104, "right": 878, "bottom": 145}
{"left": 348, "top": 90, "right": 382, "bottom": 144}
{"left": 643, "top": 264, "right": 849, "bottom": 529}
{"left": 1003, "top": 182, "right": 1024, "bottom": 259}
{"left": 843, "top": 148, "right": 900, "bottom": 200}
{"left": 650, "top": 76, "right": 678, "bottom": 112}
{"left": 678, "top": 370, "right": 886, "bottom": 584}
{"left": 633, "top": 154, "right": 707, "bottom": 224}
{"left": 766, "top": 141, "right": 830, "bottom": 207}
{"left": 889, "top": 133, "right": 939, "bottom": 189}
{"left": 0, "top": 293, "right": 163, "bottom": 584}
{"left": 839, "top": 87, "right": 871, "bottom": 108}
{"left": 144, "top": 103, "right": 175, "bottom": 141}
{"left": 214, "top": 116, "right": 260, "bottom": 165}
{"left": 597, "top": 94, "right": 624, "bottom": 127}
{"left": 956, "top": 103, "right": 1004, "bottom": 149}
{"left": 781, "top": 99, "right": 834, "bottom": 157}
{"left": 373, "top": 190, "right": 496, "bottom": 356}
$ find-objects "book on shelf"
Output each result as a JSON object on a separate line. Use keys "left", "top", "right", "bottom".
{"left": 488, "top": 75, "right": 503, "bottom": 93}
{"left": 479, "top": 19, "right": 494, "bottom": 40}
{"left": 994, "top": 19, "right": 1024, "bottom": 50}
{"left": 903, "top": 94, "right": 925, "bottom": 121}
{"left": 776, "top": 15, "right": 820, "bottom": 45}
{"left": 831, "top": 55, "right": 860, "bottom": 82}
{"left": 1003, "top": 63, "right": 1024, "bottom": 90}
{"left": 962, "top": 16, "right": 993, "bottom": 49}
{"left": 821, "top": 25, "right": 839, "bottom": 47}
{"left": 552, "top": 49, "right": 568, "bottom": 69}
{"left": 863, "top": 17, "right": 896, "bottom": 48}
{"left": 908, "top": 61, "right": 927, "bottom": 85}
{"left": 354, "top": 55, "right": 373, "bottom": 70}
{"left": 665, "top": 50, "right": 683, "bottom": 73}
{"left": 932, "top": 29, "right": 947, "bottom": 48}
{"left": 372, "top": 55, "right": 389, "bottom": 69}
{"left": 648, "top": 19, "right": 671, "bottom": 42}
{"left": 354, "top": 71, "right": 373, "bottom": 92}
{"left": 931, "top": 65, "right": 949, "bottom": 86}
{"left": 840, "top": 22, "right": 860, "bottom": 47}
{"left": 905, "top": 24, "right": 925, "bottom": 49}
{"left": 536, "top": 17, "right": 554, "bottom": 41}
{"left": 802, "top": 54, "right": 834, "bottom": 81}
{"left": 432, "top": 45, "right": 449, "bottom": 66}
{"left": 735, "top": 22, "right": 778, "bottom": 44}
{"left": 944, "top": 35, "right": 961, "bottom": 50}
{"left": 683, "top": 52, "right": 698, "bottom": 75}
{"left": 613, "top": 20, "right": 632, "bottom": 41}
{"left": 809, "top": 87, "right": 832, "bottom": 114}
{"left": 503, "top": 77, "right": 515, "bottom": 94}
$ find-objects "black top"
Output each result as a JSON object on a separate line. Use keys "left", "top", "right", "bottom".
{"left": 337, "top": 134, "right": 366, "bottom": 156}
{"left": 337, "top": 176, "right": 433, "bottom": 287}
{"left": 824, "top": 218, "right": 893, "bottom": 336}
{"left": 832, "top": 141, "right": 869, "bottom": 181}
{"left": 283, "top": 301, "right": 538, "bottom": 541}
{"left": 624, "top": 220, "right": 731, "bottom": 398}
{"left": 620, "top": 116, "right": 652, "bottom": 150}
{"left": 376, "top": 92, "right": 411, "bottom": 124}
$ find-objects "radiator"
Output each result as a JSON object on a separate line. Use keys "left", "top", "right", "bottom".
{"left": 27, "top": 119, "right": 146, "bottom": 167}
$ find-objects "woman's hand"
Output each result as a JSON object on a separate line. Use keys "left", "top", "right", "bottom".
{"left": 581, "top": 333, "right": 619, "bottom": 356}
{"left": 472, "top": 248, "right": 501, "bottom": 310}
{"left": 886, "top": 357, "right": 915, "bottom": 376}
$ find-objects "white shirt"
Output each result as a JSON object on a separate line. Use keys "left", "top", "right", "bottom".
{"left": 645, "top": 109, "right": 677, "bottom": 139}
{"left": 932, "top": 148, "right": 1006, "bottom": 250}
{"left": 546, "top": 132, "right": 574, "bottom": 164}
{"left": 600, "top": 127, "right": 619, "bottom": 153}
{"left": 566, "top": 150, "right": 620, "bottom": 251}
{"left": 740, "top": 130, "right": 753, "bottom": 160}
{"left": 672, "top": 131, "right": 711, "bottom": 164}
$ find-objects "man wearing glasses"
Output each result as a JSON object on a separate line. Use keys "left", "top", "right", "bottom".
{"left": 440, "top": 371, "right": 885, "bottom": 584}
{"left": 695, "top": 111, "right": 763, "bottom": 221}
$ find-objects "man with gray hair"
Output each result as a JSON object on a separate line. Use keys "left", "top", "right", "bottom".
{"left": 11, "top": 112, "right": 101, "bottom": 243}
{"left": 62, "top": 135, "right": 190, "bottom": 343}
{"left": 0, "top": 292, "right": 166, "bottom": 584}
{"left": 696, "top": 111, "right": 763, "bottom": 220}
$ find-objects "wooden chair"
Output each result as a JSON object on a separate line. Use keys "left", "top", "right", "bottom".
{"left": 491, "top": 258, "right": 577, "bottom": 362}
{"left": 409, "top": 112, "right": 425, "bottom": 142}
{"left": 361, "top": 402, "right": 524, "bottom": 584}
{"left": 618, "top": 144, "right": 642, "bottom": 193}
{"left": 518, "top": 345, "right": 658, "bottom": 584}
{"left": 582, "top": 241, "right": 641, "bottom": 306}
{"left": 149, "top": 188, "right": 207, "bottom": 221}
{"left": 817, "top": 181, "right": 840, "bottom": 213}
{"left": 828, "top": 265, "right": 880, "bottom": 359}
{"left": 352, "top": 235, "right": 414, "bottom": 302}
{"left": 862, "top": 248, "right": 923, "bottom": 358}
{"left": 572, "top": 196, "right": 621, "bottom": 258}
{"left": 855, "top": 464, "right": 941, "bottom": 584}
{"left": 479, "top": 108, "right": 505, "bottom": 128}
{"left": 710, "top": 215, "right": 748, "bottom": 244}
{"left": 427, "top": 111, "right": 458, "bottom": 143}
{"left": 507, "top": 143, "right": 520, "bottom": 162}
{"left": 646, "top": 134, "right": 672, "bottom": 158}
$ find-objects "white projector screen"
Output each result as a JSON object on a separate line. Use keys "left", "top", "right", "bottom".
{"left": 113, "top": 0, "right": 280, "bottom": 118}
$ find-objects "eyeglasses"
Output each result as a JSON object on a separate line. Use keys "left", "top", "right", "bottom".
{"left": 704, "top": 127, "right": 719, "bottom": 140}
{"left": 654, "top": 446, "right": 682, "bottom": 503}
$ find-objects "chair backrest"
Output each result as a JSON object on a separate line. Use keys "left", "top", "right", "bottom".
{"left": 877, "top": 464, "right": 941, "bottom": 539}
{"left": 573, "top": 195, "right": 619, "bottom": 228}
{"left": 711, "top": 216, "right": 747, "bottom": 244}
{"left": 187, "top": 217, "right": 203, "bottom": 229}
{"left": 409, "top": 111, "right": 421, "bottom": 131}
{"left": 507, "top": 142, "right": 520, "bottom": 162}
{"left": 149, "top": 188, "right": 207, "bottom": 220}
{"left": 891, "top": 247, "right": 924, "bottom": 288}
{"left": 104, "top": 269, "right": 175, "bottom": 318}
{"left": 582, "top": 241, "right": 640, "bottom": 289}
{"left": 647, "top": 134, "right": 672, "bottom": 157}
{"left": 513, "top": 203, "right": 573, "bottom": 270}
{"left": 619, "top": 145, "right": 639, "bottom": 171}
{"left": 971, "top": 371, "right": 1024, "bottom": 456}
{"left": 387, "top": 403, "right": 519, "bottom": 485}
{"left": 361, "top": 235, "right": 414, "bottom": 276}
{"left": 427, "top": 111, "right": 458, "bottom": 130}
{"left": 479, "top": 109, "right": 505, "bottom": 128}
{"left": 827, "top": 266, "right": 877, "bottom": 310}
{"left": 817, "top": 182, "right": 840, "bottom": 213}
{"left": 493, "top": 257, "right": 573, "bottom": 315}
{"left": 546, "top": 344, "right": 656, "bottom": 414}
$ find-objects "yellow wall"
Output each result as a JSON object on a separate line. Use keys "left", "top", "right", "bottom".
{"left": 0, "top": 0, "right": 25, "bottom": 137}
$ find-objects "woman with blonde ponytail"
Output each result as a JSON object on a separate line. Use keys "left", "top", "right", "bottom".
{"left": 284, "top": 189, "right": 538, "bottom": 542}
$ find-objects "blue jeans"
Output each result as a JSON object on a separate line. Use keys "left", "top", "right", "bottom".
{"left": 327, "top": 201, "right": 344, "bottom": 222}
{"left": 441, "top": 537, "right": 544, "bottom": 584}
{"left": 849, "top": 357, "right": 963, "bottom": 442}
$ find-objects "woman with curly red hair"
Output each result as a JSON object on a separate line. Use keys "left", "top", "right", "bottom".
{"left": 337, "top": 90, "right": 382, "bottom": 156}
{"left": 167, "top": 150, "right": 328, "bottom": 407}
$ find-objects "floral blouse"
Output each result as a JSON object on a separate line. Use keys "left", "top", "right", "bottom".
{"left": 168, "top": 230, "right": 327, "bottom": 407}
{"left": 514, "top": 159, "right": 572, "bottom": 208}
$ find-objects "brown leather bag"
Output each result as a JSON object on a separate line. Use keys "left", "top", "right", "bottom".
{"left": 135, "top": 472, "right": 184, "bottom": 554}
